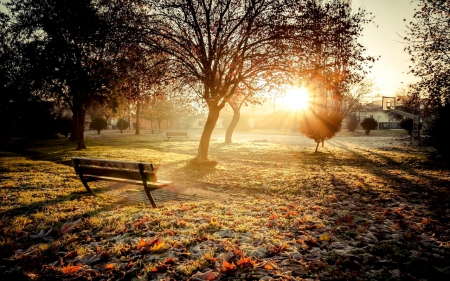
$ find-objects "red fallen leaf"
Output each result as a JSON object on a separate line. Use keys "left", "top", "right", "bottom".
{"left": 64, "top": 251, "right": 78, "bottom": 259}
{"left": 151, "top": 263, "right": 169, "bottom": 273}
{"left": 205, "top": 254, "right": 217, "bottom": 263}
{"left": 105, "top": 263, "right": 115, "bottom": 270}
{"left": 181, "top": 205, "right": 190, "bottom": 211}
{"left": 343, "top": 214, "right": 354, "bottom": 223}
{"left": 134, "top": 217, "right": 149, "bottom": 227}
{"left": 191, "top": 270, "right": 216, "bottom": 280}
{"left": 136, "top": 238, "right": 146, "bottom": 250}
{"left": 219, "top": 259, "right": 236, "bottom": 274}
{"left": 148, "top": 237, "right": 161, "bottom": 247}
{"left": 283, "top": 211, "right": 298, "bottom": 218}
{"left": 234, "top": 247, "right": 243, "bottom": 257}
{"left": 125, "top": 261, "right": 134, "bottom": 270}
{"left": 164, "top": 256, "right": 176, "bottom": 264}
{"left": 164, "top": 229, "right": 176, "bottom": 236}
{"left": 237, "top": 257, "right": 256, "bottom": 268}
{"left": 266, "top": 243, "right": 279, "bottom": 254}
{"left": 422, "top": 218, "right": 431, "bottom": 225}
{"left": 60, "top": 223, "right": 70, "bottom": 234}
{"left": 62, "top": 263, "right": 82, "bottom": 275}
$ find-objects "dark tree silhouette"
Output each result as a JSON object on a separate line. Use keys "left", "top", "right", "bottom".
{"left": 116, "top": 118, "right": 129, "bottom": 134}
{"left": 360, "top": 117, "right": 378, "bottom": 134}
{"left": 90, "top": 117, "right": 108, "bottom": 134}
{"left": 5, "top": 0, "right": 118, "bottom": 149}
{"left": 404, "top": 0, "right": 450, "bottom": 157}
{"left": 298, "top": 110, "right": 343, "bottom": 152}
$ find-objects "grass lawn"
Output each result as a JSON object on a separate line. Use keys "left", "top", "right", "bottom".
{"left": 1, "top": 129, "right": 449, "bottom": 280}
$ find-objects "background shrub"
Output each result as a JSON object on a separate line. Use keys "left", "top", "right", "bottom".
{"left": 346, "top": 114, "right": 359, "bottom": 131}
{"left": 90, "top": 117, "right": 107, "bottom": 134}
{"left": 116, "top": 118, "right": 129, "bottom": 133}
{"left": 360, "top": 117, "right": 378, "bottom": 134}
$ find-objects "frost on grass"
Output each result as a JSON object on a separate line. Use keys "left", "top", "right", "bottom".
{"left": 0, "top": 134, "right": 449, "bottom": 280}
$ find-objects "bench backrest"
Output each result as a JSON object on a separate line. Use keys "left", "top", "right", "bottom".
{"left": 167, "top": 132, "right": 188, "bottom": 136}
{"left": 72, "top": 158, "right": 156, "bottom": 182}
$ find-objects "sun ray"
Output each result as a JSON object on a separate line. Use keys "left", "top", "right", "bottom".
{"left": 279, "top": 86, "right": 310, "bottom": 110}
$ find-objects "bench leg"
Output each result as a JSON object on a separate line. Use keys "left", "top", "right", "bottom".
{"left": 79, "top": 176, "right": 94, "bottom": 194}
{"left": 73, "top": 158, "right": 94, "bottom": 194}
{"left": 138, "top": 163, "right": 158, "bottom": 208}
{"left": 143, "top": 187, "right": 157, "bottom": 208}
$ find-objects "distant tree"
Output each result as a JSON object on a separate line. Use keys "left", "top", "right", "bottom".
{"left": 360, "top": 117, "right": 378, "bottom": 134}
{"left": 90, "top": 117, "right": 107, "bottom": 134}
{"left": 346, "top": 114, "right": 359, "bottom": 131}
{"left": 298, "top": 110, "right": 343, "bottom": 152}
{"left": 142, "top": 99, "right": 173, "bottom": 129}
{"left": 340, "top": 78, "right": 376, "bottom": 118}
{"left": 389, "top": 85, "right": 422, "bottom": 121}
{"left": 116, "top": 118, "right": 129, "bottom": 134}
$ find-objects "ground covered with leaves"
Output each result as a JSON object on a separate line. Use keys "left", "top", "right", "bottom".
{"left": 1, "top": 130, "right": 449, "bottom": 280}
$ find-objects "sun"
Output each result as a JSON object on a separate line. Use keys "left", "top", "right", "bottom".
{"left": 280, "top": 86, "right": 310, "bottom": 110}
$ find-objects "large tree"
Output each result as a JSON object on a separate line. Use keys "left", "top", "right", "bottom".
{"left": 136, "top": 0, "right": 337, "bottom": 161}
{"left": 296, "top": 0, "right": 374, "bottom": 150}
{"left": 5, "top": 0, "right": 117, "bottom": 149}
{"left": 129, "top": 0, "right": 374, "bottom": 160}
{"left": 404, "top": 0, "right": 450, "bottom": 156}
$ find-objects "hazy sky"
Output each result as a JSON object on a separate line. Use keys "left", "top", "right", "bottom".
{"left": 1, "top": 0, "right": 419, "bottom": 98}
{"left": 352, "top": 0, "right": 419, "bottom": 99}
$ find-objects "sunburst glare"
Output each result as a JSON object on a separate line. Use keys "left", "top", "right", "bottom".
{"left": 279, "top": 86, "right": 310, "bottom": 110}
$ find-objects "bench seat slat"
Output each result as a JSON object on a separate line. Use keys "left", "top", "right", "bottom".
{"left": 79, "top": 167, "right": 156, "bottom": 181}
{"left": 77, "top": 158, "right": 153, "bottom": 171}
{"left": 84, "top": 175, "right": 172, "bottom": 189}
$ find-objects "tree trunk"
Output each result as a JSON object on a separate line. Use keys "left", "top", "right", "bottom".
{"left": 72, "top": 105, "right": 86, "bottom": 149}
{"left": 135, "top": 101, "right": 140, "bottom": 135}
{"left": 157, "top": 119, "right": 161, "bottom": 129}
{"left": 225, "top": 102, "right": 240, "bottom": 143}
{"left": 69, "top": 109, "right": 79, "bottom": 141}
{"left": 315, "top": 141, "right": 320, "bottom": 152}
{"left": 196, "top": 105, "right": 221, "bottom": 161}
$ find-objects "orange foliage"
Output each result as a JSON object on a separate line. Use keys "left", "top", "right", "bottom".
{"left": 219, "top": 259, "right": 236, "bottom": 273}
{"left": 62, "top": 263, "right": 82, "bottom": 275}
{"left": 237, "top": 257, "right": 256, "bottom": 268}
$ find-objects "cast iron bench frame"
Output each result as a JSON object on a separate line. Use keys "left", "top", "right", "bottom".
{"left": 72, "top": 157, "right": 173, "bottom": 207}
{"left": 166, "top": 132, "right": 189, "bottom": 140}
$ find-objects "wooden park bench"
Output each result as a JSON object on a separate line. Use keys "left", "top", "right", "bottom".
{"left": 166, "top": 132, "right": 189, "bottom": 141}
{"left": 151, "top": 129, "right": 163, "bottom": 134}
{"left": 72, "top": 157, "right": 173, "bottom": 207}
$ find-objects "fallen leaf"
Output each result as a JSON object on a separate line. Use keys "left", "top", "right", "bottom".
{"left": 62, "top": 263, "right": 82, "bottom": 275}
{"left": 319, "top": 233, "right": 330, "bottom": 242}
{"left": 105, "top": 263, "right": 115, "bottom": 270}
{"left": 219, "top": 259, "right": 236, "bottom": 273}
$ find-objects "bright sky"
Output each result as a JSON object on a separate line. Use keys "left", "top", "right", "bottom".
{"left": 352, "top": 0, "right": 419, "bottom": 99}
{"left": 1, "top": 0, "right": 419, "bottom": 99}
